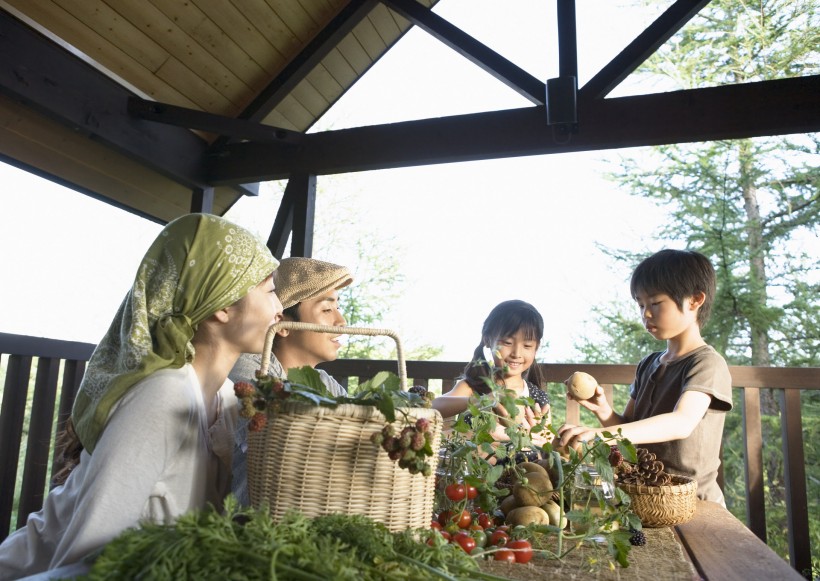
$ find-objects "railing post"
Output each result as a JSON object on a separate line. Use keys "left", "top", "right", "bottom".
{"left": 779, "top": 389, "right": 811, "bottom": 578}
{"left": 0, "top": 354, "right": 32, "bottom": 541}
{"left": 741, "top": 386, "right": 766, "bottom": 542}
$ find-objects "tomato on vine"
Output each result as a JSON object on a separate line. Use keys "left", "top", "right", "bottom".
{"left": 477, "top": 513, "right": 493, "bottom": 529}
{"left": 452, "top": 531, "right": 476, "bottom": 553}
{"left": 506, "top": 539, "right": 534, "bottom": 564}
{"left": 489, "top": 530, "right": 510, "bottom": 546}
{"left": 444, "top": 482, "right": 467, "bottom": 502}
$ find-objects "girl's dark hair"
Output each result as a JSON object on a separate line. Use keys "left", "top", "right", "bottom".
{"left": 463, "top": 300, "right": 545, "bottom": 394}
{"left": 51, "top": 417, "right": 83, "bottom": 488}
{"left": 630, "top": 249, "right": 716, "bottom": 327}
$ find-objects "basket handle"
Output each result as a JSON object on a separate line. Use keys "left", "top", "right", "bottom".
{"left": 260, "top": 322, "right": 407, "bottom": 390}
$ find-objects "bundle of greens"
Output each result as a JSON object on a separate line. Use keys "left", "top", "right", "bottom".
{"left": 80, "top": 498, "right": 512, "bottom": 581}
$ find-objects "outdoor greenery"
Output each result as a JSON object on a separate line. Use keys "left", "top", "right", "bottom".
{"left": 577, "top": 0, "right": 819, "bottom": 576}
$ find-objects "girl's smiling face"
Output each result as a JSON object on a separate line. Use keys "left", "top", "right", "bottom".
{"left": 492, "top": 329, "right": 539, "bottom": 382}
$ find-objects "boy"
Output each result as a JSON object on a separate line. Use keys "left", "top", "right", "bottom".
{"left": 228, "top": 257, "right": 353, "bottom": 504}
{"left": 558, "top": 249, "right": 732, "bottom": 504}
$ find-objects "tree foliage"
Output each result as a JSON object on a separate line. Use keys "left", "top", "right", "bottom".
{"left": 578, "top": 0, "right": 820, "bottom": 368}
{"left": 576, "top": 1, "right": 819, "bottom": 573}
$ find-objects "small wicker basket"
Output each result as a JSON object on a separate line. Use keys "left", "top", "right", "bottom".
{"left": 617, "top": 474, "right": 698, "bottom": 527}
{"left": 246, "top": 322, "right": 443, "bottom": 532}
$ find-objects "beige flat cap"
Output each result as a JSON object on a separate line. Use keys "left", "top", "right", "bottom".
{"left": 273, "top": 257, "right": 353, "bottom": 309}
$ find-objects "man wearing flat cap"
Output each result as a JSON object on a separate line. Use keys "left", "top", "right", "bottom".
{"left": 228, "top": 257, "right": 353, "bottom": 504}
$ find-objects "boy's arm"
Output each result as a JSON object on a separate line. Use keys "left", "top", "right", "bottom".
{"left": 571, "top": 384, "right": 634, "bottom": 427}
{"left": 558, "top": 390, "right": 711, "bottom": 447}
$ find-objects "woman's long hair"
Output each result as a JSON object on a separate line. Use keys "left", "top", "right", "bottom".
{"left": 462, "top": 300, "right": 545, "bottom": 395}
{"left": 51, "top": 418, "right": 83, "bottom": 488}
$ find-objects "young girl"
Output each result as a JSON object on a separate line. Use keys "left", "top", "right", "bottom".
{"left": 433, "top": 300, "right": 551, "bottom": 456}
{"left": 0, "top": 214, "right": 282, "bottom": 579}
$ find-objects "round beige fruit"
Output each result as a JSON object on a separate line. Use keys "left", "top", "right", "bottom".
{"left": 564, "top": 371, "right": 598, "bottom": 400}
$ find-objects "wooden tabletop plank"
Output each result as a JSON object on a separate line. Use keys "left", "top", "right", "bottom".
{"left": 675, "top": 501, "right": 804, "bottom": 580}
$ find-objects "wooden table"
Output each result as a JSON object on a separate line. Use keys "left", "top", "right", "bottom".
{"left": 675, "top": 500, "right": 805, "bottom": 580}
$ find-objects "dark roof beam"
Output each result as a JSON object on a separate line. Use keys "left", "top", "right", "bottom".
{"left": 581, "top": 0, "right": 713, "bottom": 100}
{"left": 208, "top": 75, "right": 820, "bottom": 183}
{"left": 382, "top": 0, "right": 546, "bottom": 105}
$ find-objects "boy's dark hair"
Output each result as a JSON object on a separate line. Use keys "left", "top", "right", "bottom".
{"left": 463, "top": 299, "right": 545, "bottom": 394}
{"left": 630, "top": 249, "right": 716, "bottom": 327}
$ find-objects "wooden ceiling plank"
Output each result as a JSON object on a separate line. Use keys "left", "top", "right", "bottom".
{"left": 367, "top": 3, "right": 402, "bottom": 44}
{"left": 335, "top": 34, "right": 373, "bottom": 75}
{"left": 350, "top": 15, "right": 388, "bottom": 61}
{"left": 0, "top": 98, "right": 194, "bottom": 220}
{"left": 382, "top": 0, "right": 545, "bottom": 105}
{"left": 155, "top": 58, "right": 240, "bottom": 116}
{"left": 271, "top": 94, "right": 316, "bottom": 132}
{"left": 231, "top": 0, "right": 378, "bottom": 125}
{"left": 4, "top": 1, "right": 205, "bottom": 110}
{"left": 261, "top": 109, "right": 300, "bottom": 132}
{"left": 188, "top": 0, "right": 280, "bottom": 88}
{"left": 289, "top": 80, "right": 331, "bottom": 118}
{"left": 266, "top": 0, "right": 321, "bottom": 43}
{"left": 237, "top": 0, "right": 299, "bottom": 71}
{"left": 208, "top": 75, "right": 820, "bottom": 183}
{"left": 0, "top": 10, "right": 211, "bottom": 188}
{"left": 582, "top": 0, "right": 712, "bottom": 99}
{"left": 50, "top": 0, "right": 169, "bottom": 71}
{"left": 133, "top": 0, "right": 263, "bottom": 102}
{"left": 305, "top": 65, "right": 345, "bottom": 102}
{"left": 319, "top": 48, "right": 359, "bottom": 90}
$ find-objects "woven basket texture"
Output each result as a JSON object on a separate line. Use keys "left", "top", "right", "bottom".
{"left": 618, "top": 474, "right": 698, "bottom": 527}
{"left": 247, "top": 402, "right": 443, "bottom": 532}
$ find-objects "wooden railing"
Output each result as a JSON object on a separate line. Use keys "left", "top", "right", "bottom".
{"left": 1, "top": 332, "right": 816, "bottom": 577}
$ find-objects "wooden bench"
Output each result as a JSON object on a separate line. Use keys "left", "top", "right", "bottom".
{"left": 676, "top": 501, "right": 806, "bottom": 580}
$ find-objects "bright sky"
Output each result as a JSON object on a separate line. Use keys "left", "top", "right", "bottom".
{"left": 1, "top": 0, "right": 672, "bottom": 362}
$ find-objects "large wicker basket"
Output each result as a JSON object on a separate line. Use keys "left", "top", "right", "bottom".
{"left": 617, "top": 474, "right": 698, "bottom": 527}
{"left": 246, "top": 322, "right": 443, "bottom": 532}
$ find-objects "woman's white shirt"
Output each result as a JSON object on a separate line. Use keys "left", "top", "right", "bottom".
{"left": 0, "top": 364, "right": 235, "bottom": 580}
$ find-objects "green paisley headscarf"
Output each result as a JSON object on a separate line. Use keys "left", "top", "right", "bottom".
{"left": 72, "top": 213, "right": 279, "bottom": 453}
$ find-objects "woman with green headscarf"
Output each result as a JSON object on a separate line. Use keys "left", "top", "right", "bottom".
{"left": 0, "top": 214, "right": 282, "bottom": 580}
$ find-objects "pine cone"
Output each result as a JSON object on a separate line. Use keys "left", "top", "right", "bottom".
{"left": 619, "top": 447, "right": 672, "bottom": 486}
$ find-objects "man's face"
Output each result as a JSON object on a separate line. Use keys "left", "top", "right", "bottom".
{"left": 283, "top": 290, "right": 346, "bottom": 366}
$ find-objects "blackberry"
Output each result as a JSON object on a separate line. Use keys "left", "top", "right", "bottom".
{"left": 608, "top": 445, "right": 624, "bottom": 467}
{"left": 629, "top": 528, "right": 647, "bottom": 546}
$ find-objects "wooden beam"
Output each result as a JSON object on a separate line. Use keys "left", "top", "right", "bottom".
{"left": 0, "top": 11, "right": 209, "bottom": 189}
{"left": 383, "top": 0, "right": 545, "bottom": 105}
{"left": 264, "top": 173, "right": 316, "bottom": 258}
{"left": 209, "top": 75, "right": 820, "bottom": 183}
{"left": 289, "top": 174, "right": 316, "bottom": 258}
{"left": 582, "top": 0, "right": 712, "bottom": 99}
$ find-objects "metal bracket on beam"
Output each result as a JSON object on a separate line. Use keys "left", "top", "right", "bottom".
{"left": 127, "top": 97, "right": 304, "bottom": 145}
{"left": 547, "top": 0, "right": 579, "bottom": 136}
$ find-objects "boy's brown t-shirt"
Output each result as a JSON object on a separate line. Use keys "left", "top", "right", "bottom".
{"left": 629, "top": 344, "right": 733, "bottom": 504}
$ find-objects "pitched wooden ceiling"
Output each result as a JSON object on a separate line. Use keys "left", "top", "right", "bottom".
{"left": 1, "top": 0, "right": 818, "bottom": 227}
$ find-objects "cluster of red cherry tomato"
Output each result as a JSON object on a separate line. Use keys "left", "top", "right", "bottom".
{"left": 429, "top": 508, "right": 534, "bottom": 564}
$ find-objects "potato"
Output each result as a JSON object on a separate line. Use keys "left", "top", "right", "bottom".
{"left": 499, "top": 493, "right": 520, "bottom": 516}
{"left": 513, "top": 472, "right": 554, "bottom": 506}
{"left": 541, "top": 500, "right": 568, "bottom": 529}
{"left": 506, "top": 505, "right": 550, "bottom": 527}
{"left": 517, "top": 462, "right": 548, "bottom": 479}
{"left": 564, "top": 371, "right": 598, "bottom": 400}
